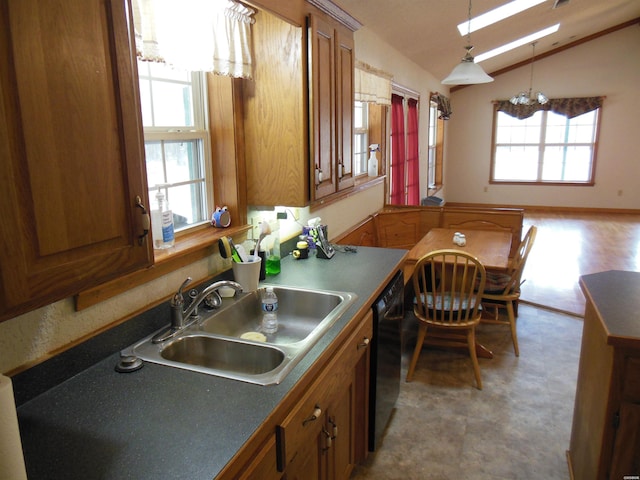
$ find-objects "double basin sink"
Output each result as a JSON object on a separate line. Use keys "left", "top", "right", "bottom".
{"left": 121, "top": 286, "right": 357, "bottom": 385}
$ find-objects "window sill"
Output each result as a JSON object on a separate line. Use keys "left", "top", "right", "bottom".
{"left": 75, "top": 223, "right": 252, "bottom": 311}
{"left": 310, "top": 175, "right": 385, "bottom": 211}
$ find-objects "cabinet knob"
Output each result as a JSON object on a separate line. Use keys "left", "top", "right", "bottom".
{"left": 358, "top": 337, "right": 371, "bottom": 349}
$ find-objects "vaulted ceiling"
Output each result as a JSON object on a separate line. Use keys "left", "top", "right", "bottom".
{"left": 331, "top": 0, "right": 640, "bottom": 82}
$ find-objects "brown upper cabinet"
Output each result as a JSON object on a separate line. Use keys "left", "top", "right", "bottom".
{"left": 244, "top": 0, "right": 359, "bottom": 207}
{"left": 0, "top": 0, "right": 152, "bottom": 322}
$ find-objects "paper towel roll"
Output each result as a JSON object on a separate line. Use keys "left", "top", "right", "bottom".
{"left": 0, "top": 374, "right": 28, "bottom": 480}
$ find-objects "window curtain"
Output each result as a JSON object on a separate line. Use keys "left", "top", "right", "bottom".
{"left": 406, "top": 98, "right": 420, "bottom": 205}
{"left": 390, "top": 94, "right": 406, "bottom": 205}
{"left": 431, "top": 92, "right": 452, "bottom": 120}
{"left": 354, "top": 61, "right": 393, "bottom": 106}
{"left": 495, "top": 96, "right": 604, "bottom": 120}
{"left": 133, "top": 0, "right": 255, "bottom": 78}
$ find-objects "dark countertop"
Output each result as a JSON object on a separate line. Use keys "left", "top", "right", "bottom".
{"left": 16, "top": 246, "right": 407, "bottom": 480}
{"left": 579, "top": 270, "right": 640, "bottom": 348}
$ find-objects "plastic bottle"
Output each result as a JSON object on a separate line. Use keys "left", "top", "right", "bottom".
{"left": 261, "top": 287, "right": 278, "bottom": 334}
{"left": 156, "top": 187, "right": 175, "bottom": 248}
{"left": 368, "top": 144, "right": 379, "bottom": 177}
{"left": 265, "top": 221, "right": 281, "bottom": 276}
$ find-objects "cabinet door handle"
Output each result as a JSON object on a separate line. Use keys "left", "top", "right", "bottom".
{"left": 358, "top": 337, "right": 371, "bottom": 349}
{"left": 322, "top": 426, "right": 332, "bottom": 451}
{"left": 302, "top": 405, "right": 322, "bottom": 426}
{"left": 135, "top": 196, "right": 150, "bottom": 246}
{"left": 328, "top": 417, "right": 338, "bottom": 439}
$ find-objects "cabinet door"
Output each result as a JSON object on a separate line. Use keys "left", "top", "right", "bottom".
{"left": 244, "top": 9, "right": 307, "bottom": 206}
{"left": 335, "top": 27, "right": 355, "bottom": 192}
{"left": 609, "top": 402, "right": 640, "bottom": 480}
{"left": 308, "top": 14, "right": 336, "bottom": 200}
{"left": 326, "top": 377, "right": 355, "bottom": 480}
{"left": 0, "top": 0, "right": 151, "bottom": 321}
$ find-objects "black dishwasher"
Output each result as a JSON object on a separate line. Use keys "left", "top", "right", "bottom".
{"left": 368, "top": 269, "right": 404, "bottom": 451}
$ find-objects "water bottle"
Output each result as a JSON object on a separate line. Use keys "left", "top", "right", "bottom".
{"left": 261, "top": 287, "right": 278, "bottom": 334}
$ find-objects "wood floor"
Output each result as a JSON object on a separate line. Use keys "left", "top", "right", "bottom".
{"left": 520, "top": 211, "right": 640, "bottom": 316}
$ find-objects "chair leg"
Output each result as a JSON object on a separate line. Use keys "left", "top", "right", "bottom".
{"left": 467, "top": 328, "right": 482, "bottom": 390}
{"left": 506, "top": 300, "right": 519, "bottom": 357}
{"left": 406, "top": 323, "right": 427, "bottom": 382}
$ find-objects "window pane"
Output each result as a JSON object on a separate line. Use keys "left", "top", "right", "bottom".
{"left": 164, "top": 140, "right": 202, "bottom": 184}
{"left": 354, "top": 101, "right": 365, "bottom": 129}
{"left": 151, "top": 82, "right": 193, "bottom": 127}
{"left": 353, "top": 133, "right": 368, "bottom": 176}
{"left": 138, "top": 61, "right": 194, "bottom": 127}
{"left": 170, "top": 182, "right": 206, "bottom": 227}
{"left": 496, "top": 111, "right": 542, "bottom": 144}
{"left": 542, "top": 146, "right": 592, "bottom": 182}
{"left": 494, "top": 146, "right": 539, "bottom": 181}
{"left": 546, "top": 110, "right": 597, "bottom": 144}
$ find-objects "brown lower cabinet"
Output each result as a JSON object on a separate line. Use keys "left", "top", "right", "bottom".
{"left": 228, "top": 310, "right": 372, "bottom": 480}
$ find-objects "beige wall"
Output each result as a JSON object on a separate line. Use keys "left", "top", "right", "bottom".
{"left": 445, "top": 25, "right": 640, "bottom": 208}
{"left": 353, "top": 27, "right": 450, "bottom": 202}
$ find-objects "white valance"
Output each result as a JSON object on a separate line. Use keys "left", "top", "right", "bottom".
{"left": 133, "top": 0, "right": 255, "bottom": 78}
{"left": 355, "top": 61, "right": 393, "bottom": 106}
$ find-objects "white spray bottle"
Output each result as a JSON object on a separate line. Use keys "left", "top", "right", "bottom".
{"left": 368, "top": 144, "right": 380, "bottom": 177}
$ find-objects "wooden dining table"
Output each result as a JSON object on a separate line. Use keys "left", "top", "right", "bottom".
{"left": 404, "top": 227, "right": 513, "bottom": 284}
{"left": 403, "top": 227, "right": 513, "bottom": 359}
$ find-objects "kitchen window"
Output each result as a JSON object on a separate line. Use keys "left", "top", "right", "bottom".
{"left": 491, "top": 100, "right": 602, "bottom": 185}
{"left": 137, "top": 61, "right": 213, "bottom": 232}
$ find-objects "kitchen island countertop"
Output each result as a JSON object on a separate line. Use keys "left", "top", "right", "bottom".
{"left": 16, "top": 246, "right": 406, "bottom": 479}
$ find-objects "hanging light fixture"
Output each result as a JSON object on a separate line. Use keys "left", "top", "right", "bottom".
{"left": 510, "top": 42, "right": 548, "bottom": 105}
{"left": 442, "top": 0, "right": 493, "bottom": 85}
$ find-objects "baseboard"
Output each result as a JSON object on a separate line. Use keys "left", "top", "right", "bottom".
{"left": 444, "top": 203, "right": 640, "bottom": 215}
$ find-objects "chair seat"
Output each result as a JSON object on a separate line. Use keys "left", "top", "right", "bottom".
{"left": 483, "top": 271, "right": 511, "bottom": 293}
{"left": 419, "top": 292, "right": 480, "bottom": 312}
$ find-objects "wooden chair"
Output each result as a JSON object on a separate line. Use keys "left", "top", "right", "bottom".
{"left": 406, "top": 249, "right": 487, "bottom": 389}
{"left": 480, "top": 226, "right": 538, "bottom": 357}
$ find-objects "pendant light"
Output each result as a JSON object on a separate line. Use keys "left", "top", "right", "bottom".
{"left": 442, "top": 0, "right": 493, "bottom": 85}
{"left": 510, "top": 42, "right": 548, "bottom": 105}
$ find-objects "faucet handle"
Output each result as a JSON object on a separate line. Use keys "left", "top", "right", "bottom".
{"left": 172, "top": 277, "right": 192, "bottom": 306}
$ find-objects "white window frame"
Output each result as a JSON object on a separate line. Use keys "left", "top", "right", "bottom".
{"left": 137, "top": 63, "right": 214, "bottom": 232}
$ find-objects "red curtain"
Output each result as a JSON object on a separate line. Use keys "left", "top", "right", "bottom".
{"left": 390, "top": 94, "right": 405, "bottom": 205}
{"left": 406, "top": 98, "right": 420, "bottom": 205}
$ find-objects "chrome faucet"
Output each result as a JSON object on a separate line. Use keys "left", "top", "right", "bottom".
{"left": 152, "top": 277, "right": 243, "bottom": 343}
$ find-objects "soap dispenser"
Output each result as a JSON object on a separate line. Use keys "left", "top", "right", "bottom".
{"left": 151, "top": 185, "right": 174, "bottom": 249}
{"left": 368, "top": 144, "right": 380, "bottom": 177}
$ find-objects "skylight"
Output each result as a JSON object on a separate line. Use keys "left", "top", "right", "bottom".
{"left": 475, "top": 24, "right": 560, "bottom": 63}
{"left": 457, "top": 0, "right": 548, "bottom": 35}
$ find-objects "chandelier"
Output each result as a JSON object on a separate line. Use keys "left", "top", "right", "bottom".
{"left": 510, "top": 42, "right": 548, "bottom": 105}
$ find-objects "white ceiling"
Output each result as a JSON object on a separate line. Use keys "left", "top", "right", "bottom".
{"left": 331, "top": 0, "right": 640, "bottom": 82}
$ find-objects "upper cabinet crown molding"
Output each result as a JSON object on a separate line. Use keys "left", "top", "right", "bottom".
{"left": 307, "top": 0, "right": 363, "bottom": 31}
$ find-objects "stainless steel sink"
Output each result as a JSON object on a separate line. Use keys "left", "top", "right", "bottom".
{"left": 198, "top": 287, "right": 346, "bottom": 345}
{"left": 161, "top": 335, "right": 285, "bottom": 374}
{"left": 121, "top": 285, "right": 357, "bottom": 385}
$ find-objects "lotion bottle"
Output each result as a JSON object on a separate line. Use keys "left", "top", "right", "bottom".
{"left": 368, "top": 144, "right": 379, "bottom": 177}
{"left": 152, "top": 186, "right": 174, "bottom": 249}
